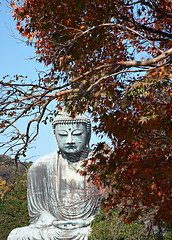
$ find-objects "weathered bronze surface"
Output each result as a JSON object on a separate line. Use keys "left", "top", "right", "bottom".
{"left": 7, "top": 112, "right": 100, "bottom": 240}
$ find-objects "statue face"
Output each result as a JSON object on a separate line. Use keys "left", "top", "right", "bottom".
{"left": 55, "top": 122, "right": 87, "bottom": 154}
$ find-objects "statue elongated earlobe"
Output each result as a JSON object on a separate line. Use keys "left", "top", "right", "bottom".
{"left": 54, "top": 127, "right": 60, "bottom": 153}
{"left": 56, "top": 145, "right": 60, "bottom": 153}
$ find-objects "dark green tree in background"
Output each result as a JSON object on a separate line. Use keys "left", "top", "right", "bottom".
{"left": 89, "top": 209, "right": 149, "bottom": 240}
{"left": 0, "top": 155, "right": 30, "bottom": 240}
{"left": 89, "top": 209, "right": 172, "bottom": 240}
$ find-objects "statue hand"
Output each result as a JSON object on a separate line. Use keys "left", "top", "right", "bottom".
{"left": 31, "top": 212, "right": 56, "bottom": 228}
{"left": 53, "top": 219, "right": 90, "bottom": 229}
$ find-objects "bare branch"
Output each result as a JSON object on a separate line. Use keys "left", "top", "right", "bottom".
{"left": 73, "top": 23, "right": 164, "bottom": 54}
{"left": 117, "top": 48, "right": 172, "bottom": 67}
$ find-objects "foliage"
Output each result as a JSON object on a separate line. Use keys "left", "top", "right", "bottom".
{"left": 89, "top": 209, "right": 149, "bottom": 240}
{"left": 0, "top": 155, "right": 30, "bottom": 184}
{"left": 84, "top": 73, "right": 171, "bottom": 224}
{"left": 162, "top": 223, "right": 172, "bottom": 240}
{"left": 0, "top": 0, "right": 171, "bottom": 223}
{"left": 89, "top": 209, "right": 172, "bottom": 240}
{"left": 0, "top": 175, "right": 29, "bottom": 240}
{"left": 0, "top": 156, "right": 30, "bottom": 239}
{"left": 0, "top": 176, "right": 8, "bottom": 197}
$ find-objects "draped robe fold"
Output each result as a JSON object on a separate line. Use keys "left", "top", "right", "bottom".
{"left": 7, "top": 152, "right": 100, "bottom": 240}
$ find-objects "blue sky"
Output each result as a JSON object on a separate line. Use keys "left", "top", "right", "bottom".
{"left": 0, "top": 4, "right": 105, "bottom": 162}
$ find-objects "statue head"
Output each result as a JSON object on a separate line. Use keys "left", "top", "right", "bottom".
{"left": 52, "top": 111, "right": 91, "bottom": 155}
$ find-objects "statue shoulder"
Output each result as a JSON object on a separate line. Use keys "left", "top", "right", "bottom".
{"left": 28, "top": 152, "right": 57, "bottom": 173}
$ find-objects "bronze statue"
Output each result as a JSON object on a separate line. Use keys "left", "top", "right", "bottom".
{"left": 8, "top": 112, "right": 100, "bottom": 240}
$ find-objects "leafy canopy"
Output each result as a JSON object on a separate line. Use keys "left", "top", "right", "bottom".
{"left": 1, "top": 0, "right": 171, "bottom": 223}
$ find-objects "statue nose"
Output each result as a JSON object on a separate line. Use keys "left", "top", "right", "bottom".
{"left": 66, "top": 133, "right": 74, "bottom": 143}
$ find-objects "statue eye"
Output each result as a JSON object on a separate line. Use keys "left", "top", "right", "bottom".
{"left": 72, "top": 129, "right": 84, "bottom": 135}
{"left": 57, "top": 131, "right": 68, "bottom": 136}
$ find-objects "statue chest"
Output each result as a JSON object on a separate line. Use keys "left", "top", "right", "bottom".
{"left": 57, "top": 158, "right": 87, "bottom": 205}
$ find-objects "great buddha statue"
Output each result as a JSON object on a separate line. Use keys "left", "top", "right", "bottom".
{"left": 7, "top": 112, "right": 100, "bottom": 240}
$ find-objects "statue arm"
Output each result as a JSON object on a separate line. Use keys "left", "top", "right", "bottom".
{"left": 27, "top": 162, "right": 56, "bottom": 227}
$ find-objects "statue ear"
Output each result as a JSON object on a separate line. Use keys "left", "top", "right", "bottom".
{"left": 54, "top": 129, "right": 61, "bottom": 153}
{"left": 86, "top": 134, "right": 91, "bottom": 149}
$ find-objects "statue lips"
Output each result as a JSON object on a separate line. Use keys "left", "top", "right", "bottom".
{"left": 65, "top": 144, "right": 77, "bottom": 149}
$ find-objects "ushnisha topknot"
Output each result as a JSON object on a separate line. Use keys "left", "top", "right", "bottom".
{"left": 52, "top": 111, "right": 91, "bottom": 144}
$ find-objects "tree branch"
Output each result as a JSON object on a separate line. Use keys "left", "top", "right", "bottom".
{"left": 116, "top": 47, "right": 172, "bottom": 67}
